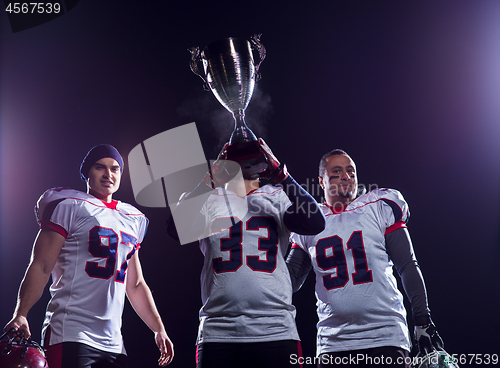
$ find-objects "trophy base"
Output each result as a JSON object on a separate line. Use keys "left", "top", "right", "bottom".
{"left": 226, "top": 141, "right": 268, "bottom": 179}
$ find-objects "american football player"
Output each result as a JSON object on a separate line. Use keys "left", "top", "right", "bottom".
{"left": 167, "top": 138, "right": 325, "bottom": 368}
{"left": 3, "top": 144, "right": 174, "bottom": 367}
{"left": 287, "top": 149, "right": 444, "bottom": 367}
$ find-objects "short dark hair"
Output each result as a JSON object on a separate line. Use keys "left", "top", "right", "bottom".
{"left": 318, "top": 149, "right": 350, "bottom": 177}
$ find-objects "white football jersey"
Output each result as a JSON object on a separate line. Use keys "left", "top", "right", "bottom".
{"left": 197, "top": 185, "right": 300, "bottom": 344}
{"left": 36, "top": 188, "right": 148, "bottom": 354}
{"left": 290, "top": 188, "right": 411, "bottom": 355}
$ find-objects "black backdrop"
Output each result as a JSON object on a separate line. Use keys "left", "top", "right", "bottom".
{"left": 1, "top": 1, "right": 499, "bottom": 367}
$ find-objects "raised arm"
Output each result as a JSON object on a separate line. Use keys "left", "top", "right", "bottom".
{"left": 3, "top": 229, "right": 65, "bottom": 338}
{"left": 166, "top": 144, "right": 233, "bottom": 244}
{"left": 166, "top": 180, "right": 211, "bottom": 243}
{"left": 259, "top": 138, "right": 325, "bottom": 235}
{"left": 282, "top": 176, "right": 326, "bottom": 235}
{"left": 126, "top": 251, "right": 174, "bottom": 366}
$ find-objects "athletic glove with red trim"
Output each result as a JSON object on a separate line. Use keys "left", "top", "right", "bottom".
{"left": 258, "top": 138, "right": 289, "bottom": 184}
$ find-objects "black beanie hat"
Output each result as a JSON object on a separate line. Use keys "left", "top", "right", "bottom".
{"left": 80, "top": 144, "right": 123, "bottom": 181}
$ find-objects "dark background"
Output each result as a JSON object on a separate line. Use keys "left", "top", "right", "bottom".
{"left": 1, "top": 1, "right": 499, "bottom": 367}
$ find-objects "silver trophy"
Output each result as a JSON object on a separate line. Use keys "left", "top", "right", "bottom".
{"left": 189, "top": 34, "right": 268, "bottom": 178}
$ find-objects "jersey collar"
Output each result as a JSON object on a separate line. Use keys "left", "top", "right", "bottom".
{"left": 100, "top": 199, "right": 118, "bottom": 209}
{"left": 324, "top": 202, "right": 347, "bottom": 214}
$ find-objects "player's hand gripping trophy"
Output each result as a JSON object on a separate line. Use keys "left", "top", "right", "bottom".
{"left": 189, "top": 34, "right": 271, "bottom": 180}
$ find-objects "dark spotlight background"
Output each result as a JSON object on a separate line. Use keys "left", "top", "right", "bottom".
{"left": 1, "top": 1, "right": 499, "bottom": 367}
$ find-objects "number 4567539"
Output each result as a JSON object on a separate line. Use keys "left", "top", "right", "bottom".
{"left": 449, "top": 354, "right": 498, "bottom": 365}
{"left": 5, "top": 2, "right": 61, "bottom": 14}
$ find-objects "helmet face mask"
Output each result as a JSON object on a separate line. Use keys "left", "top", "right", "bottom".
{"left": 0, "top": 330, "right": 48, "bottom": 368}
{"left": 412, "top": 350, "right": 460, "bottom": 368}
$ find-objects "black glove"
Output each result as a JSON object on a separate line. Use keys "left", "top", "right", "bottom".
{"left": 414, "top": 323, "right": 444, "bottom": 355}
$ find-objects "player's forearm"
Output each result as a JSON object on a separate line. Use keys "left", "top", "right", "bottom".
{"left": 166, "top": 179, "right": 210, "bottom": 243}
{"left": 14, "top": 262, "right": 52, "bottom": 317}
{"left": 285, "top": 245, "right": 312, "bottom": 292}
{"left": 385, "top": 228, "right": 431, "bottom": 323}
{"left": 282, "top": 175, "right": 326, "bottom": 235}
{"left": 127, "top": 283, "right": 166, "bottom": 334}
{"left": 400, "top": 266, "right": 431, "bottom": 325}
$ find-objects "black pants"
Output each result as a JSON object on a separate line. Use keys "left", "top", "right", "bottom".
{"left": 196, "top": 340, "right": 303, "bottom": 368}
{"left": 318, "top": 346, "right": 410, "bottom": 368}
{"left": 45, "top": 342, "right": 127, "bottom": 368}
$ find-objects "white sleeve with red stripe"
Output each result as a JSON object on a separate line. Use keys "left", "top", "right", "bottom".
{"left": 36, "top": 188, "right": 90, "bottom": 236}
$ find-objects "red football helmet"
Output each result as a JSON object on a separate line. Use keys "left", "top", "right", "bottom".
{"left": 0, "top": 329, "right": 48, "bottom": 368}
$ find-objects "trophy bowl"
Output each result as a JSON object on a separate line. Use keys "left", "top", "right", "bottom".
{"left": 190, "top": 34, "right": 268, "bottom": 179}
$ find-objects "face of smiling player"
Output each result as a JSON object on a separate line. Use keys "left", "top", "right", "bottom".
{"left": 319, "top": 154, "right": 358, "bottom": 207}
{"left": 86, "top": 158, "right": 121, "bottom": 202}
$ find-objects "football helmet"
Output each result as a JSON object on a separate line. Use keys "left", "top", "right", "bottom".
{"left": 0, "top": 329, "right": 48, "bottom": 368}
{"left": 411, "top": 349, "right": 460, "bottom": 368}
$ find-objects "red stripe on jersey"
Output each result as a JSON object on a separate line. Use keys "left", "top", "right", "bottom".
{"left": 291, "top": 242, "right": 302, "bottom": 249}
{"left": 41, "top": 221, "right": 68, "bottom": 238}
{"left": 196, "top": 344, "right": 200, "bottom": 367}
{"left": 247, "top": 187, "right": 283, "bottom": 196}
{"left": 296, "top": 340, "right": 304, "bottom": 368}
{"left": 385, "top": 220, "right": 407, "bottom": 235}
{"left": 326, "top": 196, "right": 407, "bottom": 219}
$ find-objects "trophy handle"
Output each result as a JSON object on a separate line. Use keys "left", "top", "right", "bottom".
{"left": 250, "top": 34, "right": 266, "bottom": 81}
{"left": 189, "top": 46, "right": 210, "bottom": 91}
